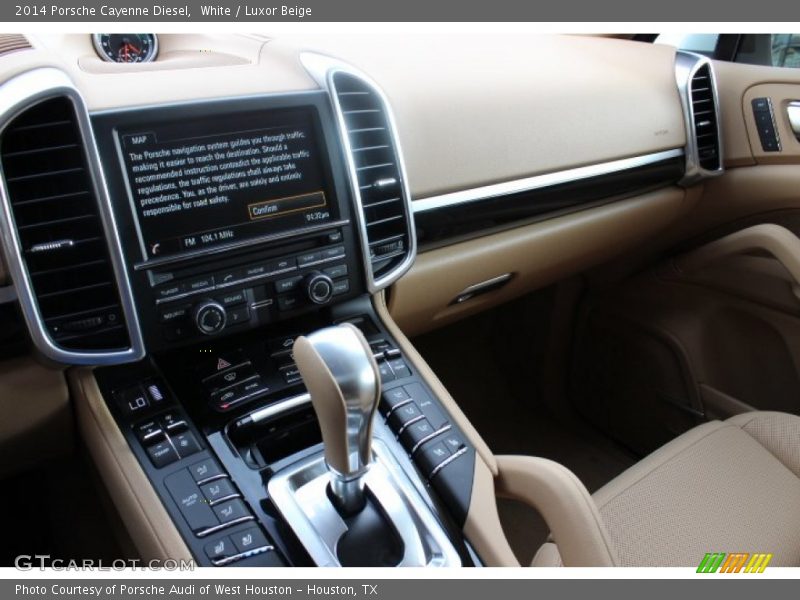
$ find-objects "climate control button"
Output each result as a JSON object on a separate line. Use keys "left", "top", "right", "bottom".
{"left": 194, "top": 300, "right": 227, "bottom": 335}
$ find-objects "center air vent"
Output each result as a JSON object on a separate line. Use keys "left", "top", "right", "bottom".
{"left": 0, "top": 96, "right": 132, "bottom": 355}
{"left": 332, "top": 71, "right": 415, "bottom": 290}
{"left": 689, "top": 64, "right": 721, "bottom": 171}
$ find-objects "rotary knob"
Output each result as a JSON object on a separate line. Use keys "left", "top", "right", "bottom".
{"left": 193, "top": 300, "right": 227, "bottom": 335}
{"left": 305, "top": 272, "right": 334, "bottom": 305}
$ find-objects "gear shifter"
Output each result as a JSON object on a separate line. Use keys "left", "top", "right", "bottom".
{"left": 293, "top": 323, "right": 380, "bottom": 515}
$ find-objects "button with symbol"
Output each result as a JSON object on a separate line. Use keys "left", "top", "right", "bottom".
{"left": 416, "top": 441, "right": 452, "bottom": 476}
{"left": 202, "top": 360, "right": 257, "bottom": 391}
{"left": 171, "top": 431, "right": 201, "bottom": 458}
{"left": 213, "top": 498, "right": 250, "bottom": 523}
{"left": 188, "top": 459, "right": 222, "bottom": 483}
{"left": 205, "top": 536, "right": 237, "bottom": 561}
{"left": 231, "top": 527, "right": 269, "bottom": 553}
{"left": 200, "top": 478, "right": 236, "bottom": 503}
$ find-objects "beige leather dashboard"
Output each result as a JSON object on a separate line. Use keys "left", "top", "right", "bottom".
{"left": 1, "top": 34, "right": 685, "bottom": 199}
{"left": 0, "top": 33, "right": 691, "bottom": 324}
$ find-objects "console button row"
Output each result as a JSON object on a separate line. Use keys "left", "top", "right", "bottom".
{"left": 137, "top": 410, "right": 202, "bottom": 468}
{"left": 201, "top": 357, "right": 272, "bottom": 412}
{"left": 380, "top": 383, "right": 467, "bottom": 479}
{"left": 204, "top": 526, "right": 273, "bottom": 566}
{"left": 165, "top": 463, "right": 254, "bottom": 538}
{"left": 153, "top": 245, "right": 346, "bottom": 304}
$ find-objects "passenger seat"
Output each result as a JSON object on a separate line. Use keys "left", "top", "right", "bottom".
{"left": 504, "top": 412, "right": 800, "bottom": 566}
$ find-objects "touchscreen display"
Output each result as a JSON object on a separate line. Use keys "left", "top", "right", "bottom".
{"left": 118, "top": 108, "right": 334, "bottom": 259}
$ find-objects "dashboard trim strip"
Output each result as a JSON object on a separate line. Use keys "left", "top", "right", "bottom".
{"left": 0, "top": 68, "right": 145, "bottom": 365}
{"left": 412, "top": 148, "right": 685, "bottom": 213}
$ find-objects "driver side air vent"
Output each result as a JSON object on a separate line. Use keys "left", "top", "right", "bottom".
{"left": 689, "top": 64, "right": 721, "bottom": 171}
{"left": 332, "top": 72, "right": 415, "bottom": 290}
{"left": 0, "top": 96, "right": 131, "bottom": 353}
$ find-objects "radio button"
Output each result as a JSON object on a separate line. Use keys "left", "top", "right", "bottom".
{"left": 270, "top": 257, "right": 297, "bottom": 272}
{"left": 332, "top": 279, "right": 350, "bottom": 297}
{"left": 321, "top": 245, "right": 345, "bottom": 260}
{"left": 243, "top": 264, "right": 268, "bottom": 279}
{"left": 187, "top": 276, "right": 215, "bottom": 293}
{"left": 194, "top": 301, "right": 227, "bottom": 336}
{"left": 275, "top": 275, "right": 303, "bottom": 294}
{"left": 215, "top": 269, "right": 242, "bottom": 287}
{"left": 277, "top": 295, "right": 301, "bottom": 311}
{"left": 159, "top": 305, "right": 190, "bottom": 323}
{"left": 217, "top": 290, "right": 246, "bottom": 307}
{"left": 323, "top": 264, "right": 348, "bottom": 279}
{"left": 327, "top": 230, "right": 343, "bottom": 244}
{"left": 227, "top": 306, "right": 250, "bottom": 326}
{"left": 297, "top": 251, "right": 322, "bottom": 267}
{"left": 156, "top": 282, "right": 186, "bottom": 300}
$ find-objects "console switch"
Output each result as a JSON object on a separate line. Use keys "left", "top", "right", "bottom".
{"left": 165, "top": 470, "right": 220, "bottom": 535}
{"left": 146, "top": 440, "right": 179, "bottom": 468}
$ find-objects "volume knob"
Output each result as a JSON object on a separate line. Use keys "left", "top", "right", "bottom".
{"left": 193, "top": 300, "right": 227, "bottom": 335}
{"left": 305, "top": 272, "right": 334, "bottom": 305}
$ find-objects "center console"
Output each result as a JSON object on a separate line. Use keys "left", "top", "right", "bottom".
{"left": 74, "top": 58, "right": 479, "bottom": 567}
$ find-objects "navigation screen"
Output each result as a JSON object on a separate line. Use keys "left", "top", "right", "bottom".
{"left": 118, "top": 108, "right": 334, "bottom": 259}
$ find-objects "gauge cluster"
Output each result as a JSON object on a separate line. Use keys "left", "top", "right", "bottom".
{"left": 92, "top": 34, "right": 158, "bottom": 63}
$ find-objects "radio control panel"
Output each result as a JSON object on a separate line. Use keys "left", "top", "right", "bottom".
{"left": 134, "top": 225, "right": 363, "bottom": 352}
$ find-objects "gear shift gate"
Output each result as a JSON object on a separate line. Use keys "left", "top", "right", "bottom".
{"left": 268, "top": 438, "right": 461, "bottom": 567}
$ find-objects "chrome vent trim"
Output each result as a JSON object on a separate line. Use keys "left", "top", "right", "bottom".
{"left": 301, "top": 53, "right": 417, "bottom": 293}
{"left": 675, "top": 51, "right": 724, "bottom": 186}
{"left": 0, "top": 68, "right": 144, "bottom": 365}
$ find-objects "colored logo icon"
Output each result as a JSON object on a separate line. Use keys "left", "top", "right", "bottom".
{"left": 697, "top": 552, "right": 773, "bottom": 573}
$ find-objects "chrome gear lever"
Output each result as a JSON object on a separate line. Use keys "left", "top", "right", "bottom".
{"left": 293, "top": 323, "right": 380, "bottom": 515}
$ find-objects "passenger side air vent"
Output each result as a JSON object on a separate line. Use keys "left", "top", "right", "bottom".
{"left": 331, "top": 71, "right": 416, "bottom": 290}
{"left": 0, "top": 96, "right": 131, "bottom": 353}
{"left": 676, "top": 52, "right": 723, "bottom": 185}
{"left": 689, "top": 64, "right": 721, "bottom": 171}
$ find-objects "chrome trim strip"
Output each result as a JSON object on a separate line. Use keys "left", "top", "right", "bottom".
{"left": 410, "top": 424, "right": 452, "bottom": 455}
{"left": 430, "top": 447, "right": 468, "bottom": 478}
{"left": 238, "top": 392, "right": 312, "bottom": 428}
{"left": 211, "top": 545, "right": 273, "bottom": 567}
{"left": 301, "top": 53, "right": 417, "bottom": 294}
{"left": 395, "top": 414, "right": 425, "bottom": 436}
{"left": 412, "top": 148, "right": 684, "bottom": 213}
{"left": 196, "top": 515, "right": 255, "bottom": 538}
{"left": 788, "top": 101, "right": 800, "bottom": 137}
{"left": 208, "top": 493, "right": 242, "bottom": 507}
{"left": 195, "top": 473, "right": 228, "bottom": 486}
{"left": 0, "top": 68, "right": 145, "bottom": 365}
{"left": 675, "top": 51, "right": 724, "bottom": 186}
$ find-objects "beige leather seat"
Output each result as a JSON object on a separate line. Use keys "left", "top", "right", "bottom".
{"left": 531, "top": 411, "right": 800, "bottom": 567}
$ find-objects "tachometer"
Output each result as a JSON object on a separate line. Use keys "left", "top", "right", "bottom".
{"left": 92, "top": 34, "right": 158, "bottom": 63}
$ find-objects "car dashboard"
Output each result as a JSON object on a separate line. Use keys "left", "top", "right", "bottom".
{"left": 0, "top": 32, "right": 732, "bottom": 567}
